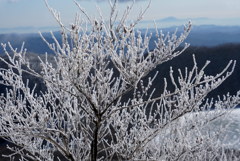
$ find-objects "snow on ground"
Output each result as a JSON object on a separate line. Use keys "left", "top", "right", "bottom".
{"left": 150, "top": 108, "right": 240, "bottom": 150}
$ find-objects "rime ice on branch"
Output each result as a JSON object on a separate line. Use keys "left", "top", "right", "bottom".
{"left": 0, "top": 0, "right": 240, "bottom": 161}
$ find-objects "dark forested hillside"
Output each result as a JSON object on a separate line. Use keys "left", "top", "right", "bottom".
{"left": 150, "top": 43, "right": 240, "bottom": 100}
{"left": 0, "top": 43, "right": 239, "bottom": 102}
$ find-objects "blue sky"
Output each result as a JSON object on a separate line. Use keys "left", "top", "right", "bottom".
{"left": 0, "top": 0, "right": 240, "bottom": 32}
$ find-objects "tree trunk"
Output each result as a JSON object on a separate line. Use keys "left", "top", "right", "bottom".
{"left": 91, "top": 120, "right": 100, "bottom": 161}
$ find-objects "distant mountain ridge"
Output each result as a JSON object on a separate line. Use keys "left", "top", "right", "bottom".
{"left": 0, "top": 26, "right": 59, "bottom": 34}
{"left": 0, "top": 25, "right": 240, "bottom": 54}
{"left": 139, "top": 16, "right": 240, "bottom": 28}
{"left": 1, "top": 16, "right": 240, "bottom": 34}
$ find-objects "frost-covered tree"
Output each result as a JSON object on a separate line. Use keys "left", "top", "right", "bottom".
{"left": 0, "top": 0, "right": 240, "bottom": 160}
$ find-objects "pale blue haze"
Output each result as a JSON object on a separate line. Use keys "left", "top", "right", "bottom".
{"left": 0, "top": 0, "right": 240, "bottom": 33}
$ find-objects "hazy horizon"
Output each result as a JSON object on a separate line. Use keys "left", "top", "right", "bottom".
{"left": 0, "top": 0, "right": 240, "bottom": 33}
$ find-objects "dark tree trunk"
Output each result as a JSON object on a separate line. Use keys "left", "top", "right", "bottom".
{"left": 91, "top": 120, "right": 100, "bottom": 161}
